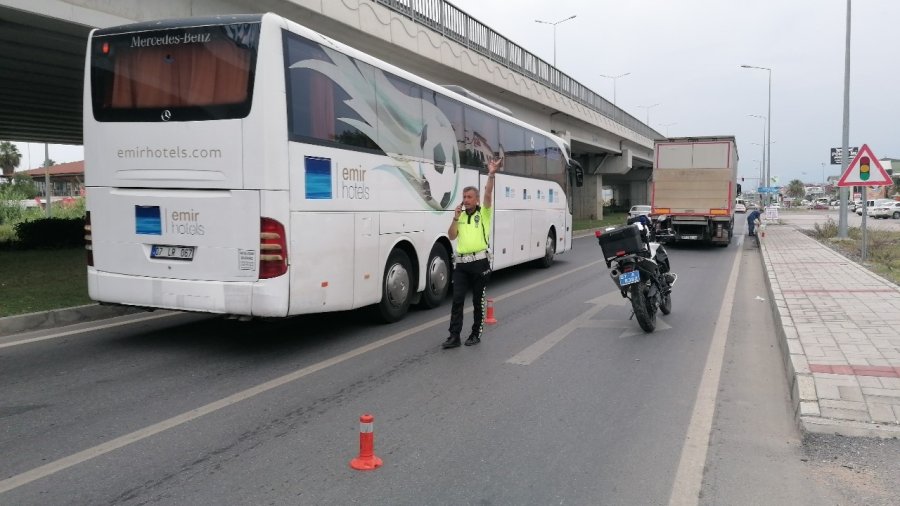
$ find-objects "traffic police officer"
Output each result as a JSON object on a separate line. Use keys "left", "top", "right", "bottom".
{"left": 442, "top": 158, "right": 498, "bottom": 349}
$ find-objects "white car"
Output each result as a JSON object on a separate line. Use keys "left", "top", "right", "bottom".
{"left": 628, "top": 205, "right": 652, "bottom": 218}
{"left": 734, "top": 203, "right": 747, "bottom": 213}
{"left": 870, "top": 201, "right": 900, "bottom": 219}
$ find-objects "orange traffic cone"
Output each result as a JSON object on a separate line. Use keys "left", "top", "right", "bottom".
{"left": 350, "top": 414, "right": 383, "bottom": 471}
{"left": 485, "top": 297, "right": 498, "bottom": 325}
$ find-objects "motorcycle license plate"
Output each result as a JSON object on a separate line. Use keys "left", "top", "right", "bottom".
{"left": 619, "top": 270, "right": 640, "bottom": 286}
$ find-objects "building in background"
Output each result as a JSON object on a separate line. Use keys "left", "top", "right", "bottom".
{"left": 22, "top": 160, "right": 84, "bottom": 197}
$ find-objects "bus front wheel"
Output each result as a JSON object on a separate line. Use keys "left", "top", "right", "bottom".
{"left": 538, "top": 229, "right": 556, "bottom": 268}
{"left": 378, "top": 249, "right": 413, "bottom": 323}
{"left": 419, "top": 243, "right": 450, "bottom": 309}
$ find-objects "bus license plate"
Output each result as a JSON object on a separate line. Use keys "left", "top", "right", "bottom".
{"left": 151, "top": 245, "right": 195, "bottom": 260}
{"left": 619, "top": 270, "right": 640, "bottom": 286}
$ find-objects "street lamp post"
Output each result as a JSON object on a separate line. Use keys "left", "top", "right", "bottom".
{"left": 748, "top": 114, "right": 766, "bottom": 199}
{"left": 636, "top": 103, "right": 659, "bottom": 125}
{"left": 534, "top": 15, "right": 576, "bottom": 67}
{"left": 658, "top": 122, "right": 677, "bottom": 136}
{"left": 741, "top": 65, "right": 772, "bottom": 207}
{"left": 598, "top": 72, "right": 630, "bottom": 107}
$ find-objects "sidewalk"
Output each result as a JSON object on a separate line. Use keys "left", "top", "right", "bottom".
{"left": 759, "top": 223, "right": 900, "bottom": 437}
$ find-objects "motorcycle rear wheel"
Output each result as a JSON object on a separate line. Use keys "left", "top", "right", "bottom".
{"left": 630, "top": 282, "right": 657, "bottom": 332}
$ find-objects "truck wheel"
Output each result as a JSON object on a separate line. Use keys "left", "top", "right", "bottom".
{"left": 378, "top": 249, "right": 412, "bottom": 323}
{"left": 419, "top": 243, "right": 450, "bottom": 309}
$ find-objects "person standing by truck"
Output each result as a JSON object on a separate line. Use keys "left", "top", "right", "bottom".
{"left": 747, "top": 209, "right": 761, "bottom": 236}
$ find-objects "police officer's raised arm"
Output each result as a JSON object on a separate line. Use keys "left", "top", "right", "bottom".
{"left": 484, "top": 158, "right": 499, "bottom": 208}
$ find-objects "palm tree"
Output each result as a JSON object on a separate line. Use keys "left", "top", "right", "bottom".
{"left": 0, "top": 141, "right": 21, "bottom": 177}
{"left": 786, "top": 179, "right": 806, "bottom": 199}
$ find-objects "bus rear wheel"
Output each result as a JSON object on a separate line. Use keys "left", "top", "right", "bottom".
{"left": 419, "top": 243, "right": 450, "bottom": 309}
{"left": 378, "top": 249, "right": 412, "bottom": 322}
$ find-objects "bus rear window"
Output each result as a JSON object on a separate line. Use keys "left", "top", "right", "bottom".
{"left": 91, "top": 23, "right": 259, "bottom": 122}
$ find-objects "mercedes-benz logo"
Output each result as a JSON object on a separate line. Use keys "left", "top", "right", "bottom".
{"left": 161, "top": 110, "right": 172, "bottom": 121}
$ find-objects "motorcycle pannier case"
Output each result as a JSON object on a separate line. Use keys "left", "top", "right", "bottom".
{"left": 598, "top": 225, "right": 647, "bottom": 261}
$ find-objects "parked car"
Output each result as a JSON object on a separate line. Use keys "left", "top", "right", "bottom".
{"left": 734, "top": 203, "right": 747, "bottom": 213}
{"left": 628, "top": 205, "right": 652, "bottom": 218}
{"left": 858, "top": 199, "right": 894, "bottom": 215}
{"left": 870, "top": 201, "right": 900, "bottom": 219}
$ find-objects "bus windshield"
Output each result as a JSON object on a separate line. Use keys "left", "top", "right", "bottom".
{"left": 90, "top": 22, "right": 260, "bottom": 122}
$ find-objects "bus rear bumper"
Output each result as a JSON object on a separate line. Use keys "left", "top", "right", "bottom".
{"left": 87, "top": 269, "right": 289, "bottom": 317}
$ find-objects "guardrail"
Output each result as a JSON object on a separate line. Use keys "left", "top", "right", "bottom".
{"left": 374, "top": 0, "right": 663, "bottom": 141}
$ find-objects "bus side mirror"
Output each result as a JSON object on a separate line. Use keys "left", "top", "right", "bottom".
{"left": 569, "top": 160, "right": 584, "bottom": 187}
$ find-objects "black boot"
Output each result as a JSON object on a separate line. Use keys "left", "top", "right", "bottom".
{"left": 442, "top": 336, "right": 461, "bottom": 349}
{"left": 464, "top": 334, "right": 481, "bottom": 346}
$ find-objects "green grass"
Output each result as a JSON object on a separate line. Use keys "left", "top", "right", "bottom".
{"left": 0, "top": 247, "right": 92, "bottom": 317}
{"left": 573, "top": 211, "right": 628, "bottom": 231}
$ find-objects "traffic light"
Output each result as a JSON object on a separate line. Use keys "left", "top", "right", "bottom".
{"left": 860, "top": 156, "right": 870, "bottom": 181}
{"left": 737, "top": 183, "right": 742, "bottom": 195}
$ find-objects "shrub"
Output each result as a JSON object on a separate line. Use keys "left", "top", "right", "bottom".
{"left": 14, "top": 217, "right": 85, "bottom": 249}
{"left": 812, "top": 218, "right": 838, "bottom": 239}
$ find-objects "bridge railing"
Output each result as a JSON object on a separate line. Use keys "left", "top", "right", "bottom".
{"left": 374, "top": 0, "right": 662, "bottom": 140}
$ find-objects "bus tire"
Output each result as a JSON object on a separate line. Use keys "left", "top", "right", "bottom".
{"left": 378, "top": 249, "right": 412, "bottom": 323}
{"left": 538, "top": 229, "right": 556, "bottom": 268}
{"left": 419, "top": 243, "right": 450, "bottom": 309}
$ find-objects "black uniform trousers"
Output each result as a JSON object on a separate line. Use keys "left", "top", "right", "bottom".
{"left": 448, "top": 257, "right": 490, "bottom": 339}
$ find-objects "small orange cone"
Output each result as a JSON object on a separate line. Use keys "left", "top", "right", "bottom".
{"left": 485, "top": 297, "right": 498, "bottom": 325}
{"left": 350, "top": 414, "right": 383, "bottom": 471}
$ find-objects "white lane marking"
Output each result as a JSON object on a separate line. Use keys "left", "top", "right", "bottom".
{"left": 506, "top": 289, "right": 620, "bottom": 365}
{"left": 667, "top": 246, "right": 743, "bottom": 506}
{"left": 0, "top": 313, "right": 179, "bottom": 349}
{"left": 0, "top": 257, "right": 605, "bottom": 495}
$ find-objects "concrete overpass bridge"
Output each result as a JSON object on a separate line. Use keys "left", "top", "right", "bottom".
{"left": 0, "top": 0, "right": 663, "bottom": 219}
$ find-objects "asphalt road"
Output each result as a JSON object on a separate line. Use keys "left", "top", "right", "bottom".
{"left": 1, "top": 220, "right": 896, "bottom": 505}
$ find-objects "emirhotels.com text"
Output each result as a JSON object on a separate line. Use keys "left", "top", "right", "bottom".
{"left": 116, "top": 146, "right": 223, "bottom": 159}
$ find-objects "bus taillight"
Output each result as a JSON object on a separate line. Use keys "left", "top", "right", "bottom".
{"left": 85, "top": 211, "right": 94, "bottom": 267}
{"left": 260, "top": 217, "right": 287, "bottom": 279}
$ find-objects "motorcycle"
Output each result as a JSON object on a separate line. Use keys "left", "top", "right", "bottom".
{"left": 595, "top": 217, "right": 676, "bottom": 332}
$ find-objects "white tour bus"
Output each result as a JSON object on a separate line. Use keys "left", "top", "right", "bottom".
{"left": 83, "top": 13, "right": 584, "bottom": 322}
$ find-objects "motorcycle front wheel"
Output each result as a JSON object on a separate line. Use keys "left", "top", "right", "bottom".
{"left": 630, "top": 282, "right": 657, "bottom": 332}
{"left": 660, "top": 288, "right": 672, "bottom": 315}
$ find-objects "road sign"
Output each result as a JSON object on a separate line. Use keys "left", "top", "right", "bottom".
{"left": 836, "top": 144, "right": 892, "bottom": 187}
{"left": 756, "top": 187, "right": 780, "bottom": 193}
{"left": 830, "top": 146, "right": 859, "bottom": 165}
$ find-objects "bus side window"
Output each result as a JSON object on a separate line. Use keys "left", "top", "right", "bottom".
{"left": 430, "top": 92, "right": 465, "bottom": 166}
{"left": 462, "top": 106, "right": 499, "bottom": 170}
{"left": 546, "top": 143, "right": 565, "bottom": 188}
{"left": 527, "top": 133, "right": 546, "bottom": 179}
{"left": 284, "top": 33, "right": 379, "bottom": 151}
{"left": 499, "top": 120, "right": 527, "bottom": 176}
{"left": 379, "top": 74, "right": 423, "bottom": 158}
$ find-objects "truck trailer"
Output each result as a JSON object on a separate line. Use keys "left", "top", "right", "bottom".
{"left": 651, "top": 136, "right": 738, "bottom": 246}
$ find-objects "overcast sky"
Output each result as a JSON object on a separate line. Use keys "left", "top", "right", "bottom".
{"left": 448, "top": 0, "right": 898, "bottom": 186}
{"left": 14, "top": 0, "right": 899, "bottom": 187}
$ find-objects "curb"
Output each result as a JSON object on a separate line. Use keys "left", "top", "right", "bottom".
{"left": 0, "top": 304, "right": 144, "bottom": 337}
{"left": 757, "top": 225, "right": 900, "bottom": 439}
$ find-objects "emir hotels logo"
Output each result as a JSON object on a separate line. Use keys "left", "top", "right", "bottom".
{"left": 168, "top": 208, "right": 205, "bottom": 235}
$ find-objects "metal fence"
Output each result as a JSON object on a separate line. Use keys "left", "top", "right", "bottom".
{"left": 374, "top": 0, "right": 662, "bottom": 140}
